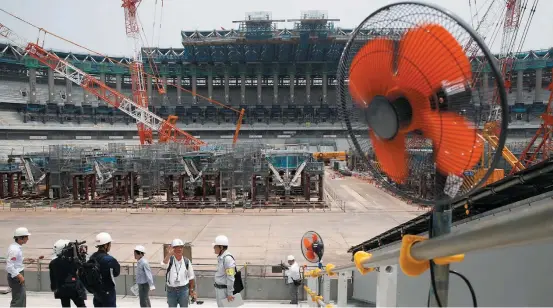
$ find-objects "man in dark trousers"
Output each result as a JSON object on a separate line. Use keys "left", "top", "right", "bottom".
{"left": 89, "top": 232, "right": 120, "bottom": 308}
{"left": 49, "top": 239, "right": 87, "bottom": 307}
{"left": 6, "top": 227, "right": 31, "bottom": 307}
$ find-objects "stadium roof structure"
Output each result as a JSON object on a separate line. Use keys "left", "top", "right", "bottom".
{"left": 0, "top": 10, "right": 552, "bottom": 76}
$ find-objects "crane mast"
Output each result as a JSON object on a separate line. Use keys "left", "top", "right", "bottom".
{"left": 122, "top": 0, "right": 155, "bottom": 145}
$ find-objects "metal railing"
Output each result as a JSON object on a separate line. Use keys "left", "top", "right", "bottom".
{"left": 299, "top": 201, "right": 553, "bottom": 307}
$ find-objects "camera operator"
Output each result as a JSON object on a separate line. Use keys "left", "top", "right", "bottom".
{"left": 49, "top": 239, "right": 87, "bottom": 307}
{"left": 89, "top": 232, "right": 120, "bottom": 308}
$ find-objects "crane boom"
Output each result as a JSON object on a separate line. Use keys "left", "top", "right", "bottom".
{"left": 122, "top": 0, "right": 154, "bottom": 144}
{"left": 0, "top": 22, "right": 205, "bottom": 147}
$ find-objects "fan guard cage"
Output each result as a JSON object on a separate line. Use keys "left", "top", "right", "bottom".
{"left": 301, "top": 231, "right": 324, "bottom": 263}
{"left": 337, "top": 1, "right": 509, "bottom": 206}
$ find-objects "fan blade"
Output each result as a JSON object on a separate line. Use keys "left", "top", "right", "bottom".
{"left": 311, "top": 233, "right": 318, "bottom": 243}
{"left": 348, "top": 38, "right": 395, "bottom": 106}
{"left": 306, "top": 250, "right": 316, "bottom": 261}
{"left": 397, "top": 23, "right": 472, "bottom": 97}
{"left": 422, "top": 112, "right": 483, "bottom": 176}
{"left": 303, "top": 237, "right": 312, "bottom": 249}
{"left": 370, "top": 130, "right": 408, "bottom": 183}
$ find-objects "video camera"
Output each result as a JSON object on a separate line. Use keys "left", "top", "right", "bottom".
{"left": 60, "top": 240, "right": 88, "bottom": 264}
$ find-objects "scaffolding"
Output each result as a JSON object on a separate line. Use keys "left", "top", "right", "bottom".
{"left": 3, "top": 143, "right": 326, "bottom": 209}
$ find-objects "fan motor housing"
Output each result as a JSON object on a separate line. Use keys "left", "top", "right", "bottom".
{"left": 366, "top": 95, "right": 412, "bottom": 140}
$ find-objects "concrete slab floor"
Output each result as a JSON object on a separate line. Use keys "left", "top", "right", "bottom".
{"left": 0, "top": 172, "right": 424, "bottom": 266}
{"left": 0, "top": 291, "right": 306, "bottom": 307}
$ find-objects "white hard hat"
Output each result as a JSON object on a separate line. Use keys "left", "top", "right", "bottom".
{"left": 14, "top": 227, "right": 31, "bottom": 237}
{"left": 171, "top": 239, "right": 185, "bottom": 247}
{"left": 287, "top": 255, "right": 295, "bottom": 261}
{"left": 95, "top": 232, "right": 113, "bottom": 246}
{"left": 134, "top": 245, "right": 146, "bottom": 253}
{"left": 53, "top": 239, "right": 70, "bottom": 256}
{"left": 212, "top": 235, "right": 229, "bottom": 247}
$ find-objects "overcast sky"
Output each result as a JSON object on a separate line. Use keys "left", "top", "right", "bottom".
{"left": 1, "top": 0, "right": 552, "bottom": 57}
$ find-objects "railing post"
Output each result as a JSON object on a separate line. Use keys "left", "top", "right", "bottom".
{"left": 37, "top": 259, "right": 42, "bottom": 292}
{"left": 306, "top": 277, "right": 318, "bottom": 307}
{"left": 336, "top": 270, "right": 351, "bottom": 307}
{"left": 242, "top": 264, "right": 248, "bottom": 300}
{"left": 376, "top": 265, "right": 397, "bottom": 307}
{"left": 322, "top": 274, "right": 331, "bottom": 304}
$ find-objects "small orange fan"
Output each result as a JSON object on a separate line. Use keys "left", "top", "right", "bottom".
{"left": 348, "top": 23, "right": 483, "bottom": 184}
{"left": 301, "top": 231, "right": 324, "bottom": 263}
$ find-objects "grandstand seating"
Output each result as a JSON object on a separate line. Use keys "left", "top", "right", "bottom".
{"left": 0, "top": 73, "right": 550, "bottom": 127}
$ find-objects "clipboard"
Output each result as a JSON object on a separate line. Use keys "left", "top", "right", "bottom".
{"left": 221, "top": 293, "right": 244, "bottom": 307}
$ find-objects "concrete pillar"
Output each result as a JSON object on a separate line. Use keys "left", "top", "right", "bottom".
{"left": 336, "top": 271, "right": 351, "bottom": 307}
{"left": 115, "top": 74, "right": 122, "bottom": 105}
{"left": 322, "top": 275, "right": 331, "bottom": 304}
{"left": 257, "top": 66, "right": 262, "bottom": 105}
{"left": 65, "top": 78, "right": 72, "bottom": 104}
{"left": 224, "top": 68, "right": 230, "bottom": 104}
{"left": 99, "top": 72, "right": 106, "bottom": 101}
{"left": 82, "top": 87, "right": 89, "bottom": 105}
{"left": 208, "top": 67, "right": 213, "bottom": 100}
{"left": 273, "top": 70, "right": 278, "bottom": 105}
{"left": 376, "top": 265, "right": 398, "bottom": 307}
{"left": 176, "top": 75, "right": 182, "bottom": 104}
{"left": 306, "top": 73, "right": 311, "bottom": 104}
{"left": 289, "top": 71, "right": 295, "bottom": 104}
{"left": 147, "top": 75, "right": 153, "bottom": 103}
{"left": 240, "top": 70, "right": 246, "bottom": 104}
{"left": 482, "top": 72, "right": 489, "bottom": 104}
{"left": 48, "top": 68, "right": 55, "bottom": 104}
{"left": 535, "top": 68, "right": 543, "bottom": 102}
{"left": 322, "top": 71, "right": 328, "bottom": 104}
{"left": 28, "top": 68, "right": 36, "bottom": 104}
{"left": 161, "top": 76, "right": 167, "bottom": 104}
{"left": 191, "top": 66, "right": 197, "bottom": 103}
{"left": 516, "top": 71, "right": 523, "bottom": 104}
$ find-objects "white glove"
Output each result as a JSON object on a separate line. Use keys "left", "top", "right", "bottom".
{"left": 150, "top": 285, "right": 156, "bottom": 291}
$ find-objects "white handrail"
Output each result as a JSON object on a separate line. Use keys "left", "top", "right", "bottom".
{"left": 330, "top": 202, "right": 553, "bottom": 273}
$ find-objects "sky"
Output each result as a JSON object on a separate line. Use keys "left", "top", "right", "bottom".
{"left": 1, "top": 0, "right": 552, "bottom": 57}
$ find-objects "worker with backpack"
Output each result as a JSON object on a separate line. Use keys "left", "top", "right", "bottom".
{"left": 86, "top": 232, "right": 120, "bottom": 307}
{"left": 212, "top": 235, "right": 244, "bottom": 307}
{"left": 161, "top": 239, "right": 196, "bottom": 307}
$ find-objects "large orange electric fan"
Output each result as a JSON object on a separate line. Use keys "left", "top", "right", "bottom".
{"left": 301, "top": 231, "right": 324, "bottom": 265}
{"left": 337, "top": 2, "right": 509, "bottom": 206}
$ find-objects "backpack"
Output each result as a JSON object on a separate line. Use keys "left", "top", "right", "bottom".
{"left": 225, "top": 255, "right": 244, "bottom": 295}
{"left": 165, "top": 256, "right": 189, "bottom": 289}
{"left": 80, "top": 253, "right": 105, "bottom": 294}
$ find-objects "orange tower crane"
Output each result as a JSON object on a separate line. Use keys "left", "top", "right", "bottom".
{"left": 0, "top": 22, "right": 205, "bottom": 149}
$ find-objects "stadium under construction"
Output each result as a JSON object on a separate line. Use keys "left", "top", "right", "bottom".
{"left": 0, "top": 10, "right": 551, "bottom": 208}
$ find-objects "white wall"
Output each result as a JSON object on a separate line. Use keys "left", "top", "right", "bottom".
{"left": 351, "top": 195, "right": 553, "bottom": 307}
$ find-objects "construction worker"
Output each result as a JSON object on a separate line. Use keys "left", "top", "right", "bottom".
{"left": 49, "top": 239, "right": 87, "bottom": 307}
{"left": 213, "top": 235, "right": 237, "bottom": 307}
{"left": 6, "top": 227, "right": 31, "bottom": 307}
{"left": 89, "top": 232, "right": 120, "bottom": 307}
{"left": 161, "top": 239, "right": 196, "bottom": 307}
{"left": 281, "top": 255, "right": 301, "bottom": 305}
{"left": 134, "top": 245, "right": 155, "bottom": 308}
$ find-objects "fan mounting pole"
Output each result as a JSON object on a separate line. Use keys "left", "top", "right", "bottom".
{"left": 429, "top": 199, "right": 453, "bottom": 306}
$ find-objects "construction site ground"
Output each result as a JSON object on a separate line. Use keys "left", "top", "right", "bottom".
{"left": 0, "top": 291, "right": 301, "bottom": 307}
{"left": 0, "top": 168, "right": 424, "bottom": 267}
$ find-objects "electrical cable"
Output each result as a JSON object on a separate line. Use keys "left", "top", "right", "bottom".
{"left": 427, "top": 211, "right": 478, "bottom": 307}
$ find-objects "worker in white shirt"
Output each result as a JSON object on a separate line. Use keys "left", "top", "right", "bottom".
{"left": 213, "top": 235, "right": 240, "bottom": 307}
{"left": 161, "top": 239, "right": 196, "bottom": 307}
{"left": 6, "top": 227, "right": 31, "bottom": 307}
{"left": 134, "top": 245, "right": 155, "bottom": 307}
{"left": 281, "top": 255, "right": 301, "bottom": 305}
